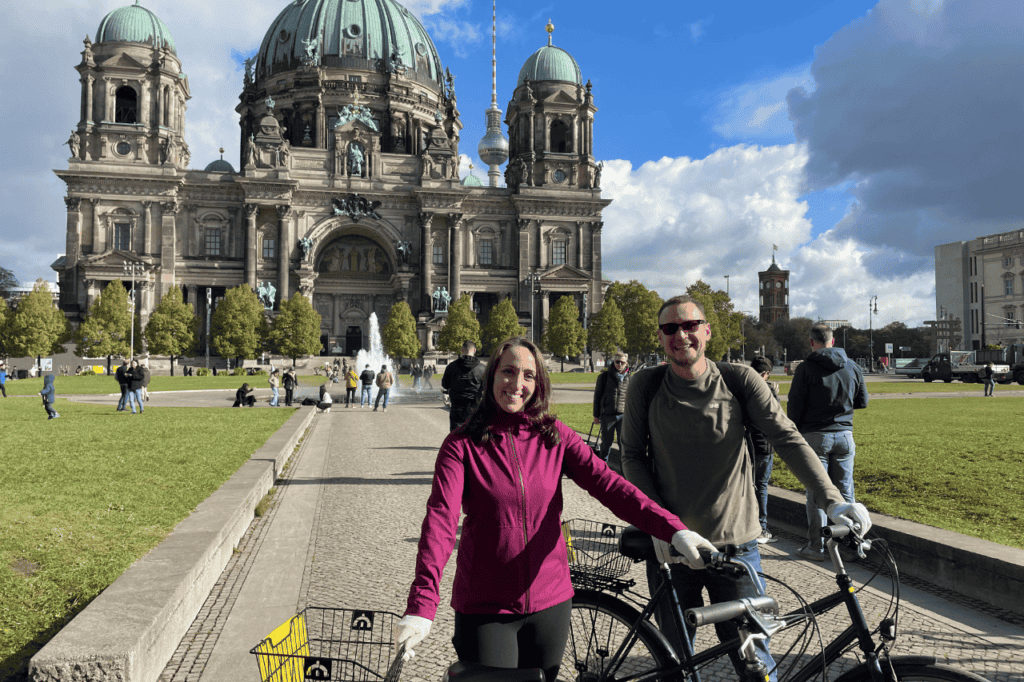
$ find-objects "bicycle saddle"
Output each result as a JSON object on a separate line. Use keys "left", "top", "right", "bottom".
{"left": 444, "top": 662, "right": 544, "bottom": 682}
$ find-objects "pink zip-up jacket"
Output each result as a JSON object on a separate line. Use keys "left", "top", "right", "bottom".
{"left": 405, "top": 412, "right": 687, "bottom": 619}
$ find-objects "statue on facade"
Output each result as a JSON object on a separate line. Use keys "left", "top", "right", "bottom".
{"left": 246, "top": 134, "right": 257, "bottom": 168}
{"left": 244, "top": 57, "right": 255, "bottom": 86}
{"left": 301, "top": 36, "right": 320, "bottom": 67}
{"left": 278, "top": 139, "right": 290, "bottom": 168}
{"left": 257, "top": 281, "right": 277, "bottom": 309}
{"left": 593, "top": 161, "right": 603, "bottom": 189}
{"left": 299, "top": 236, "right": 313, "bottom": 261}
{"left": 348, "top": 143, "right": 365, "bottom": 176}
{"left": 396, "top": 240, "right": 411, "bottom": 267}
{"left": 66, "top": 131, "right": 80, "bottom": 158}
{"left": 440, "top": 287, "right": 451, "bottom": 312}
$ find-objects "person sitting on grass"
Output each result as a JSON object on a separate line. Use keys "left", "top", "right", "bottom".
{"left": 234, "top": 383, "right": 256, "bottom": 407}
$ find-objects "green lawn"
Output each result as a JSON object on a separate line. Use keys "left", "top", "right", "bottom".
{"left": 550, "top": 398, "right": 1024, "bottom": 550}
{"left": 0, "top": 398, "right": 293, "bottom": 679}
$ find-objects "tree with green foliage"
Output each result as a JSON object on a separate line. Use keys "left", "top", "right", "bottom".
{"left": 437, "top": 294, "right": 481, "bottom": 354}
{"left": 380, "top": 300, "right": 421, "bottom": 363}
{"left": 76, "top": 280, "right": 131, "bottom": 361}
{"left": 685, "top": 280, "right": 742, "bottom": 363}
{"left": 5, "top": 282, "right": 69, "bottom": 363}
{"left": 480, "top": 297, "right": 526, "bottom": 354}
{"left": 588, "top": 297, "right": 627, "bottom": 358}
{"left": 544, "top": 296, "right": 588, "bottom": 372}
{"left": 144, "top": 286, "right": 196, "bottom": 375}
{"left": 773, "top": 317, "right": 814, "bottom": 364}
{"left": 269, "top": 293, "right": 322, "bottom": 365}
{"left": 211, "top": 284, "right": 267, "bottom": 360}
{"left": 0, "top": 265, "right": 17, "bottom": 298}
{"left": 605, "top": 280, "right": 662, "bottom": 360}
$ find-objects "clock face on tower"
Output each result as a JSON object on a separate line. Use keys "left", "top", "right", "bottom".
{"left": 775, "top": 281, "right": 781, "bottom": 288}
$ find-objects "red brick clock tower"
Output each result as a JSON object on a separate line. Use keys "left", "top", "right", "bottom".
{"left": 758, "top": 255, "right": 790, "bottom": 324}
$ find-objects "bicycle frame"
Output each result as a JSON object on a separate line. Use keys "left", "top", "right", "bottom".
{"left": 588, "top": 540, "right": 894, "bottom": 682}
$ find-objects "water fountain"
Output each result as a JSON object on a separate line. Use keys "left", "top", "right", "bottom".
{"left": 354, "top": 312, "right": 401, "bottom": 404}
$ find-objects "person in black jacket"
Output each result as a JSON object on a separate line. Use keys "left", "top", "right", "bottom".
{"left": 126, "top": 359, "right": 145, "bottom": 414}
{"left": 592, "top": 352, "right": 630, "bottom": 466}
{"left": 115, "top": 359, "right": 129, "bottom": 411}
{"left": 282, "top": 368, "right": 297, "bottom": 406}
{"left": 748, "top": 357, "right": 781, "bottom": 544}
{"left": 787, "top": 325, "right": 869, "bottom": 561}
{"left": 441, "top": 341, "right": 486, "bottom": 431}
{"left": 234, "top": 383, "right": 256, "bottom": 407}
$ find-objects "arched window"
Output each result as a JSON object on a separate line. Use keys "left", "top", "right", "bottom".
{"left": 115, "top": 86, "right": 138, "bottom": 124}
{"left": 550, "top": 119, "right": 569, "bottom": 153}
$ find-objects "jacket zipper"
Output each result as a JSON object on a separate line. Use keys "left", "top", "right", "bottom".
{"left": 509, "top": 433, "right": 530, "bottom": 613}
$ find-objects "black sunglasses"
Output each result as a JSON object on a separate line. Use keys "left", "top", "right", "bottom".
{"left": 659, "top": 320, "right": 706, "bottom": 335}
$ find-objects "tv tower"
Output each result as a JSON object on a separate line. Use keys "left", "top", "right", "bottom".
{"left": 477, "top": 0, "right": 509, "bottom": 187}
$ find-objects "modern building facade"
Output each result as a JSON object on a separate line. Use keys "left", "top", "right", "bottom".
{"left": 53, "top": 1, "right": 609, "bottom": 357}
{"left": 936, "top": 229, "right": 1024, "bottom": 350}
{"left": 758, "top": 255, "right": 790, "bottom": 324}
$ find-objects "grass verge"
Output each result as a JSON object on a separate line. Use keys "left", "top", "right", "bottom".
{"left": 550, "top": 399, "right": 1024, "bottom": 550}
{"left": 0, "top": 398, "right": 293, "bottom": 680}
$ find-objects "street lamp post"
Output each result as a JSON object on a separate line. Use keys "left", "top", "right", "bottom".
{"left": 868, "top": 295, "right": 879, "bottom": 373}
{"left": 527, "top": 273, "right": 540, "bottom": 345}
{"left": 723, "top": 276, "right": 730, "bottom": 361}
{"left": 123, "top": 261, "right": 148, "bottom": 359}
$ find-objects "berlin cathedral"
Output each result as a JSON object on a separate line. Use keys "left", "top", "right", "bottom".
{"left": 53, "top": 0, "right": 610, "bottom": 357}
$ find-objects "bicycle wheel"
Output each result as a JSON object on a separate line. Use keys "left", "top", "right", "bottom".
{"left": 835, "top": 657, "right": 992, "bottom": 682}
{"left": 564, "top": 590, "right": 678, "bottom": 682}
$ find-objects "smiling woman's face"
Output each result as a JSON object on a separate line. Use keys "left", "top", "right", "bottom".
{"left": 492, "top": 346, "right": 537, "bottom": 413}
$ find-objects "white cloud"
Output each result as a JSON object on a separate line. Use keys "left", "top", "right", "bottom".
{"left": 599, "top": 143, "right": 937, "bottom": 326}
{"left": 711, "top": 66, "right": 812, "bottom": 142}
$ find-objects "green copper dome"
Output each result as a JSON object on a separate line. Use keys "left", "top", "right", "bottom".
{"left": 461, "top": 173, "right": 483, "bottom": 187}
{"left": 96, "top": 2, "right": 176, "bottom": 55}
{"left": 517, "top": 45, "right": 581, "bottom": 86}
{"left": 256, "top": 0, "right": 443, "bottom": 88}
{"left": 204, "top": 159, "right": 235, "bottom": 173}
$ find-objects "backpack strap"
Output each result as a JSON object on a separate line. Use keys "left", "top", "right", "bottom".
{"left": 715, "top": 361, "right": 748, "bottom": 421}
{"left": 638, "top": 364, "right": 669, "bottom": 472}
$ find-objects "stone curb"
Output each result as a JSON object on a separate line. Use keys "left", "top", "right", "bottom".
{"left": 766, "top": 485, "right": 1024, "bottom": 618}
{"left": 29, "top": 407, "right": 317, "bottom": 682}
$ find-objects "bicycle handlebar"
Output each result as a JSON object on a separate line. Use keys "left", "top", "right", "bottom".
{"left": 685, "top": 595, "right": 779, "bottom": 627}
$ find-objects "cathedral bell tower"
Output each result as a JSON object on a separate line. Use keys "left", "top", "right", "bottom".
{"left": 503, "top": 21, "right": 599, "bottom": 191}
{"left": 71, "top": 1, "right": 191, "bottom": 169}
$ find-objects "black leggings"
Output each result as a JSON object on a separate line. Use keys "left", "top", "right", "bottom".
{"left": 452, "top": 599, "right": 571, "bottom": 682}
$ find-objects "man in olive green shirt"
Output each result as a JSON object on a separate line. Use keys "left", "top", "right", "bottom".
{"left": 622, "top": 295, "right": 872, "bottom": 681}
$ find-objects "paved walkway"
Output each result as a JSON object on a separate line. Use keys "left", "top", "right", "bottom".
{"left": 127, "top": 383, "right": 1024, "bottom": 682}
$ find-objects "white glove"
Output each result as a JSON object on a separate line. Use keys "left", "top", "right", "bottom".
{"left": 670, "top": 530, "right": 718, "bottom": 570}
{"left": 394, "top": 615, "right": 432, "bottom": 661}
{"left": 827, "top": 502, "right": 872, "bottom": 535}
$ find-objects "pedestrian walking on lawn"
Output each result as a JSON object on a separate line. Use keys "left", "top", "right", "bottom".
{"left": 592, "top": 351, "right": 631, "bottom": 467}
{"left": 0, "top": 361, "right": 7, "bottom": 398}
{"left": 126, "top": 360, "right": 145, "bottom": 414}
{"left": 39, "top": 374, "right": 59, "bottom": 419}
{"left": 982, "top": 362, "right": 995, "bottom": 397}
{"left": 115, "top": 359, "right": 129, "bottom": 411}
{"left": 139, "top": 360, "right": 152, "bottom": 402}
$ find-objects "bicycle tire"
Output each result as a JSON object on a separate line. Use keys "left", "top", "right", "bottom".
{"left": 565, "top": 590, "right": 679, "bottom": 682}
{"left": 833, "top": 657, "right": 992, "bottom": 682}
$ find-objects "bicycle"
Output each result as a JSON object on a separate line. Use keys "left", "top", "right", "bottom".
{"left": 560, "top": 519, "right": 991, "bottom": 682}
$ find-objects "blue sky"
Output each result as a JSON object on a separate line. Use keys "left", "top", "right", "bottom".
{"left": 4, "top": 0, "right": 1022, "bottom": 328}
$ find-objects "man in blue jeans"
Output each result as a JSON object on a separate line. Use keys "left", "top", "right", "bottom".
{"left": 788, "top": 324, "right": 870, "bottom": 561}
{"left": 623, "top": 297, "right": 872, "bottom": 682}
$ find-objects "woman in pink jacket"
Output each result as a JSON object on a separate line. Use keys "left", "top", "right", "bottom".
{"left": 395, "top": 338, "right": 715, "bottom": 681}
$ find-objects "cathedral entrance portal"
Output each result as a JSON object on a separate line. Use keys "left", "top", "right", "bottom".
{"left": 346, "top": 326, "right": 363, "bottom": 356}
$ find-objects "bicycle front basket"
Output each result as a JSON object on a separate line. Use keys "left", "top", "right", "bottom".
{"left": 561, "top": 519, "right": 632, "bottom": 586}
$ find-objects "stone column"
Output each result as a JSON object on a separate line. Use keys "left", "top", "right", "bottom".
{"left": 245, "top": 204, "right": 258, "bottom": 289}
{"left": 333, "top": 294, "right": 343, "bottom": 338}
{"left": 572, "top": 114, "right": 579, "bottom": 154}
{"left": 277, "top": 205, "right": 292, "bottom": 308}
{"left": 528, "top": 113, "right": 535, "bottom": 154}
{"left": 142, "top": 201, "right": 153, "bottom": 255}
{"left": 88, "top": 199, "right": 101, "bottom": 253}
{"left": 576, "top": 221, "right": 584, "bottom": 268}
{"left": 159, "top": 201, "right": 178, "bottom": 298}
{"left": 64, "top": 198, "right": 82, "bottom": 270}
{"left": 420, "top": 212, "right": 432, "bottom": 312}
{"left": 448, "top": 213, "right": 463, "bottom": 303}
{"left": 591, "top": 221, "right": 603, "bottom": 283}
{"left": 544, "top": 114, "right": 551, "bottom": 153}
{"left": 85, "top": 76, "right": 94, "bottom": 125}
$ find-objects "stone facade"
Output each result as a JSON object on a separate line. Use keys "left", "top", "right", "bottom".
{"left": 53, "top": 1, "right": 609, "bottom": 357}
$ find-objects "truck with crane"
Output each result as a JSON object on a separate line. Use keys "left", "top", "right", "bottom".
{"left": 920, "top": 350, "right": 1012, "bottom": 384}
